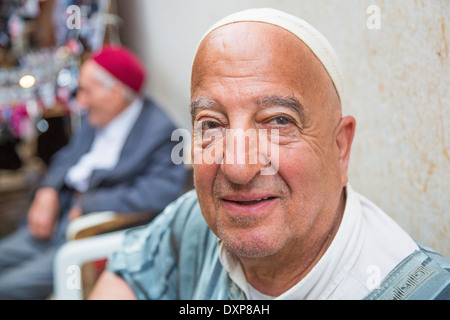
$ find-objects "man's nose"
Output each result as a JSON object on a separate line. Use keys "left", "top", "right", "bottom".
{"left": 220, "top": 129, "right": 271, "bottom": 185}
{"left": 75, "top": 94, "right": 88, "bottom": 111}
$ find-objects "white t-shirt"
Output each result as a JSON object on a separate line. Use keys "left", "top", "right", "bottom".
{"left": 219, "top": 184, "right": 419, "bottom": 300}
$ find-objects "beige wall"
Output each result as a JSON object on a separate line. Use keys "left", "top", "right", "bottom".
{"left": 118, "top": 0, "right": 449, "bottom": 257}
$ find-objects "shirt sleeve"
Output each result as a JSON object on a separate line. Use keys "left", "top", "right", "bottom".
{"left": 106, "top": 190, "right": 198, "bottom": 300}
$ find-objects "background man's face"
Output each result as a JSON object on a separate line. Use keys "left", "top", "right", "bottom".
{"left": 76, "top": 60, "right": 127, "bottom": 128}
{"left": 191, "top": 22, "right": 352, "bottom": 260}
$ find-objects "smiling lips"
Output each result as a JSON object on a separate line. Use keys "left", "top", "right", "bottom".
{"left": 225, "top": 196, "right": 276, "bottom": 205}
{"left": 221, "top": 194, "right": 278, "bottom": 215}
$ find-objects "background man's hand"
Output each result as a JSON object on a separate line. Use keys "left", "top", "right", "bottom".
{"left": 68, "top": 204, "right": 83, "bottom": 222}
{"left": 27, "top": 187, "right": 60, "bottom": 240}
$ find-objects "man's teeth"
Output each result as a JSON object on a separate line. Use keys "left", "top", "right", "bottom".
{"left": 234, "top": 197, "right": 273, "bottom": 205}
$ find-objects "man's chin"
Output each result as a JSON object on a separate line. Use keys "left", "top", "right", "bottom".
{"left": 220, "top": 229, "right": 285, "bottom": 259}
{"left": 87, "top": 115, "right": 105, "bottom": 128}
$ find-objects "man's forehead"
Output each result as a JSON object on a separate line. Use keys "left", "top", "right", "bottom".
{"left": 80, "top": 60, "right": 101, "bottom": 79}
{"left": 193, "top": 21, "right": 305, "bottom": 74}
{"left": 197, "top": 21, "right": 308, "bottom": 63}
{"left": 191, "top": 21, "right": 332, "bottom": 114}
{"left": 193, "top": 8, "right": 344, "bottom": 102}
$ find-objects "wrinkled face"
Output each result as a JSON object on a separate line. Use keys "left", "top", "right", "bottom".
{"left": 76, "top": 60, "right": 128, "bottom": 128}
{"left": 191, "top": 22, "right": 355, "bottom": 259}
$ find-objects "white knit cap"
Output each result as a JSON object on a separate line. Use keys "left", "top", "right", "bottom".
{"left": 199, "top": 8, "right": 344, "bottom": 101}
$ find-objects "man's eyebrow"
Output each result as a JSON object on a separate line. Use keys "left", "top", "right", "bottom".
{"left": 190, "top": 97, "right": 217, "bottom": 113}
{"left": 190, "top": 95, "right": 309, "bottom": 127}
{"left": 190, "top": 97, "right": 218, "bottom": 121}
{"left": 258, "top": 96, "right": 309, "bottom": 128}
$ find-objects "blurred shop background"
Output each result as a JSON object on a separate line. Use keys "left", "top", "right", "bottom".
{"left": 0, "top": 0, "right": 98, "bottom": 238}
{"left": 0, "top": 0, "right": 448, "bottom": 257}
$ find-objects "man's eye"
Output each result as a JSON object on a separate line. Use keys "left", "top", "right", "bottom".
{"left": 201, "top": 121, "right": 221, "bottom": 130}
{"left": 269, "top": 116, "right": 292, "bottom": 125}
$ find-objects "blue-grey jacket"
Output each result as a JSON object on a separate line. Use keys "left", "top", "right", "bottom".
{"left": 40, "top": 97, "right": 186, "bottom": 216}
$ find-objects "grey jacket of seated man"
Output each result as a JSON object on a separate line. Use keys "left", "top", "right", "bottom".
{"left": 41, "top": 97, "right": 186, "bottom": 217}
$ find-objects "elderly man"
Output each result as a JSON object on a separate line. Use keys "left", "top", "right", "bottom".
{"left": 0, "top": 45, "right": 186, "bottom": 299}
{"left": 90, "top": 9, "right": 449, "bottom": 300}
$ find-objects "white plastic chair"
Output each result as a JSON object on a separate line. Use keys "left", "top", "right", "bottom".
{"left": 53, "top": 229, "right": 125, "bottom": 299}
{"left": 53, "top": 210, "right": 154, "bottom": 299}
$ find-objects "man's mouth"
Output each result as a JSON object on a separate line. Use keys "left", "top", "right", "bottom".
{"left": 226, "top": 197, "right": 277, "bottom": 206}
{"left": 220, "top": 194, "right": 278, "bottom": 217}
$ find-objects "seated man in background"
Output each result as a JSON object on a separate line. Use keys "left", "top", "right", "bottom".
{"left": 90, "top": 9, "right": 449, "bottom": 300}
{"left": 0, "top": 45, "right": 186, "bottom": 299}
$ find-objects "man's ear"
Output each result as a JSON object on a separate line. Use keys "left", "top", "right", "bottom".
{"left": 110, "top": 82, "right": 124, "bottom": 100}
{"left": 335, "top": 116, "right": 356, "bottom": 186}
{"left": 109, "top": 82, "right": 131, "bottom": 109}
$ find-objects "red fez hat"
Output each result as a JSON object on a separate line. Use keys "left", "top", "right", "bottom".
{"left": 90, "top": 45, "right": 146, "bottom": 93}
